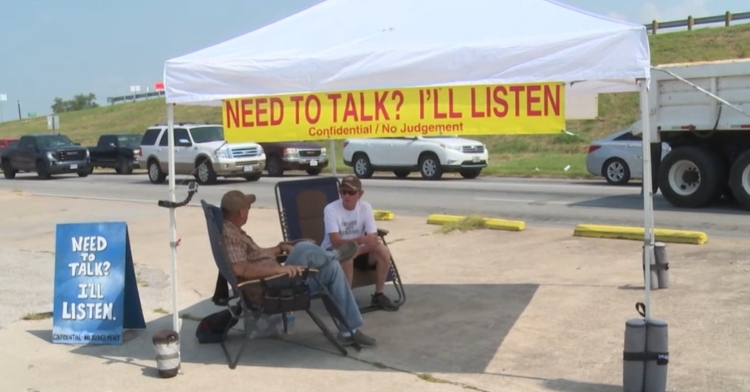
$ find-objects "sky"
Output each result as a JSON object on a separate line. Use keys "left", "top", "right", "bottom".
{"left": 0, "top": 0, "right": 745, "bottom": 122}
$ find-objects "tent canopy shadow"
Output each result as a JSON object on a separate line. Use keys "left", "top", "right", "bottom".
{"left": 52, "top": 283, "right": 538, "bottom": 374}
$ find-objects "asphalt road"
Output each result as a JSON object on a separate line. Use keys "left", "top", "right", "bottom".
{"left": 1, "top": 170, "right": 748, "bottom": 238}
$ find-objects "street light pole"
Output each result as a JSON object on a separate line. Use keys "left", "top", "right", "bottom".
{"left": 0, "top": 94, "right": 6, "bottom": 122}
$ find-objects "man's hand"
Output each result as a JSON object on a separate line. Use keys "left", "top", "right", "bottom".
{"left": 277, "top": 265, "right": 306, "bottom": 278}
{"left": 279, "top": 243, "right": 294, "bottom": 254}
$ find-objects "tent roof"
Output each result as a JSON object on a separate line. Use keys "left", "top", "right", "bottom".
{"left": 163, "top": 0, "right": 650, "bottom": 106}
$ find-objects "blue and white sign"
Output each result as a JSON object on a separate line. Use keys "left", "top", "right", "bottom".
{"left": 52, "top": 221, "right": 145, "bottom": 345}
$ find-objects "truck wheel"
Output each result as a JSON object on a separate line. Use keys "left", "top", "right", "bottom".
{"left": 116, "top": 157, "right": 132, "bottom": 174}
{"left": 460, "top": 168, "right": 482, "bottom": 179}
{"left": 728, "top": 150, "right": 750, "bottom": 210}
{"left": 148, "top": 160, "right": 166, "bottom": 184}
{"left": 266, "top": 155, "right": 284, "bottom": 177}
{"left": 36, "top": 161, "right": 51, "bottom": 179}
{"left": 353, "top": 153, "right": 373, "bottom": 179}
{"left": 602, "top": 158, "right": 630, "bottom": 185}
{"left": 419, "top": 153, "right": 443, "bottom": 180}
{"left": 2, "top": 160, "right": 16, "bottom": 179}
{"left": 658, "top": 147, "right": 726, "bottom": 208}
{"left": 195, "top": 158, "right": 217, "bottom": 185}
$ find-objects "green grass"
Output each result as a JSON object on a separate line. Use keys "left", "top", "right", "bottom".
{"left": 2, "top": 23, "right": 749, "bottom": 178}
{"left": 436, "top": 215, "right": 487, "bottom": 234}
{"left": 21, "top": 311, "right": 53, "bottom": 321}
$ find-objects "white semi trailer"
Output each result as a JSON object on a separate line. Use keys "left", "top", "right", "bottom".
{"left": 637, "top": 58, "right": 750, "bottom": 210}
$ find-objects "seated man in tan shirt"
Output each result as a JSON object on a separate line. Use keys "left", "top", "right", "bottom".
{"left": 219, "top": 189, "right": 376, "bottom": 348}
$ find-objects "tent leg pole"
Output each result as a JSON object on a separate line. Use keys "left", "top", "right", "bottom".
{"left": 330, "top": 139, "right": 337, "bottom": 176}
{"left": 639, "top": 79, "right": 654, "bottom": 320}
{"left": 167, "top": 103, "right": 180, "bottom": 333}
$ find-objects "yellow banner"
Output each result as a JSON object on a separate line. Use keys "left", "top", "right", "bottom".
{"left": 222, "top": 82, "right": 565, "bottom": 142}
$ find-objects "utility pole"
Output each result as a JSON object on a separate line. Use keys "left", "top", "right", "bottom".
{"left": 17, "top": 100, "right": 21, "bottom": 120}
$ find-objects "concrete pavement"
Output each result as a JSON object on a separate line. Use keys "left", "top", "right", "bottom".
{"left": 1, "top": 190, "right": 748, "bottom": 392}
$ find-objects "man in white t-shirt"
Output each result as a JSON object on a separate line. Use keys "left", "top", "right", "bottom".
{"left": 320, "top": 175, "right": 398, "bottom": 311}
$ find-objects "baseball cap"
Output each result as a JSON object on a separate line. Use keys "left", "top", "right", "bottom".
{"left": 220, "top": 190, "right": 256, "bottom": 213}
{"left": 339, "top": 175, "right": 362, "bottom": 192}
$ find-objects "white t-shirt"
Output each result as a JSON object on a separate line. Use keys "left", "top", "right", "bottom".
{"left": 320, "top": 199, "right": 377, "bottom": 250}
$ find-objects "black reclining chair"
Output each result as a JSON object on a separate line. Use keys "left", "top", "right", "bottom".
{"left": 200, "top": 199, "right": 361, "bottom": 369}
{"left": 274, "top": 176, "right": 405, "bottom": 313}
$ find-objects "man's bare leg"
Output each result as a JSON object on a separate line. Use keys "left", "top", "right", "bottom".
{"left": 340, "top": 259, "right": 354, "bottom": 286}
{"left": 370, "top": 243, "right": 398, "bottom": 311}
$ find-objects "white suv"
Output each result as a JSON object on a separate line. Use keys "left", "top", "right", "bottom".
{"left": 138, "top": 123, "right": 266, "bottom": 184}
{"left": 342, "top": 136, "right": 488, "bottom": 180}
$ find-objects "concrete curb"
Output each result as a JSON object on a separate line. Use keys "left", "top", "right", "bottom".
{"left": 373, "top": 210, "right": 394, "bottom": 221}
{"left": 426, "top": 214, "right": 525, "bottom": 231}
{"left": 573, "top": 223, "right": 708, "bottom": 245}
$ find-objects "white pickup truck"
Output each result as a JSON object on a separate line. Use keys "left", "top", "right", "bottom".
{"left": 636, "top": 58, "right": 750, "bottom": 210}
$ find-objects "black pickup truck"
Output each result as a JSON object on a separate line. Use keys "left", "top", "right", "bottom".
{"left": 86, "top": 134, "right": 142, "bottom": 174}
{"left": 1, "top": 134, "right": 90, "bottom": 179}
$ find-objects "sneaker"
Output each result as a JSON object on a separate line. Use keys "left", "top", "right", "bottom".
{"left": 371, "top": 293, "right": 399, "bottom": 311}
{"left": 334, "top": 240, "right": 358, "bottom": 262}
{"left": 337, "top": 329, "right": 377, "bottom": 348}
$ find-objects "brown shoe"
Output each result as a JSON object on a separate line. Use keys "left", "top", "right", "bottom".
{"left": 334, "top": 240, "right": 358, "bottom": 262}
{"left": 337, "top": 329, "right": 377, "bottom": 348}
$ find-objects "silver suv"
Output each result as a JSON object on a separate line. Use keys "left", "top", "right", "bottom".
{"left": 137, "top": 123, "right": 266, "bottom": 184}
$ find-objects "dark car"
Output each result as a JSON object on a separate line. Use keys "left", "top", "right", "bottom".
{"left": 259, "top": 141, "right": 328, "bottom": 176}
{"left": 87, "top": 133, "right": 142, "bottom": 174}
{"left": 1, "top": 134, "right": 90, "bottom": 179}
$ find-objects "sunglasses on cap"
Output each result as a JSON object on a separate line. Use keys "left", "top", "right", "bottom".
{"left": 339, "top": 189, "right": 358, "bottom": 196}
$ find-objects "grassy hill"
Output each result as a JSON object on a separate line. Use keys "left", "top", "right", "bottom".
{"left": 2, "top": 23, "right": 750, "bottom": 178}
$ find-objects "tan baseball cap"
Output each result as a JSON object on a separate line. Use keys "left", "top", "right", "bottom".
{"left": 339, "top": 175, "right": 362, "bottom": 191}
{"left": 220, "top": 190, "right": 256, "bottom": 213}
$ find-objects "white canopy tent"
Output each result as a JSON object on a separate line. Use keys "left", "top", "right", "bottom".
{"left": 162, "top": 0, "right": 656, "bottom": 333}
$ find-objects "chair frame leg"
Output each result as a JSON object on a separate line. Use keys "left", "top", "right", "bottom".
{"left": 306, "top": 309, "right": 348, "bottom": 355}
{"left": 219, "top": 305, "right": 259, "bottom": 369}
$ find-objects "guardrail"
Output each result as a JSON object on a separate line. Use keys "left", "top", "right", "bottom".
{"left": 646, "top": 11, "right": 750, "bottom": 34}
{"left": 106, "top": 90, "right": 165, "bottom": 105}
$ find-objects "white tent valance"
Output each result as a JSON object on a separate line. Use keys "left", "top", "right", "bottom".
{"left": 164, "top": 0, "right": 650, "bottom": 106}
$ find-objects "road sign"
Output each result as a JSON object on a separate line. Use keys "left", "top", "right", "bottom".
{"left": 0, "top": 94, "right": 7, "bottom": 101}
{"left": 28, "top": 112, "right": 37, "bottom": 118}
{"left": 48, "top": 115, "right": 60, "bottom": 130}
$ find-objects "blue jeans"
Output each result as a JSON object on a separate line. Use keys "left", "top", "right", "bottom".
{"left": 283, "top": 241, "right": 363, "bottom": 332}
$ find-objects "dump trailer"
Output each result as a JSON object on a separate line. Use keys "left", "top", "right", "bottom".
{"left": 640, "top": 58, "right": 750, "bottom": 210}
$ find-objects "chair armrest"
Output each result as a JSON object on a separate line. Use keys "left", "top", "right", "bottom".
{"left": 377, "top": 228, "right": 389, "bottom": 236}
{"left": 237, "top": 268, "right": 319, "bottom": 289}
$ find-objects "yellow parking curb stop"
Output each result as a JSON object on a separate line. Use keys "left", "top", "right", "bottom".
{"left": 426, "top": 214, "right": 525, "bottom": 232}
{"left": 373, "top": 210, "right": 394, "bottom": 221}
{"left": 573, "top": 224, "right": 708, "bottom": 245}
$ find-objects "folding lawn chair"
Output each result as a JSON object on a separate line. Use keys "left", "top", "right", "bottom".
{"left": 200, "top": 199, "right": 361, "bottom": 369}
{"left": 274, "top": 176, "right": 406, "bottom": 313}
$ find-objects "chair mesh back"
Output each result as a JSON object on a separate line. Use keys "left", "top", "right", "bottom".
{"left": 201, "top": 200, "right": 238, "bottom": 290}
{"left": 296, "top": 189, "right": 329, "bottom": 245}
{"left": 276, "top": 177, "right": 340, "bottom": 244}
